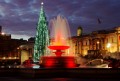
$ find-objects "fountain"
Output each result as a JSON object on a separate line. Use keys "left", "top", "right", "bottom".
{"left": 39, "top": 15, "right": 77, "bottom": 68}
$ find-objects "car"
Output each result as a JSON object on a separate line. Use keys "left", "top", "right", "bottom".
{"left": 79, "top": 59, "right": 110, "bottom": 68}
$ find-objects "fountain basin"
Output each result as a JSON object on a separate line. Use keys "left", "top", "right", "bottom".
{"left": 48, "top": 45, "right": 70, "bottom": 56}
{"left": 39, "top": 56, "right": 77, "bottom": 68}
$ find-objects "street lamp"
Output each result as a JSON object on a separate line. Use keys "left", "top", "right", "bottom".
{"left": 97, "top": 41, "right": 100, "bottom": 50}
{"left": 1, "top": 32, "right": 5, "bottom": 35}
{"left": 97, "top": 41, "right": 100, "bottom": 44}
{"left": 107, "top": 43, "right": 111, "bottom": 52}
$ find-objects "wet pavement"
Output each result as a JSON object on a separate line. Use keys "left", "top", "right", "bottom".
{"left": 0, "top": 77, "right": 119, "bottom": 81}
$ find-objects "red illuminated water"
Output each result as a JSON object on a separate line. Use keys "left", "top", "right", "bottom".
{"left": 49, "top": 15, "right": 71, "bottom": 47}
{"left": 40, "top": 15, "right": 77, "bottom": 68}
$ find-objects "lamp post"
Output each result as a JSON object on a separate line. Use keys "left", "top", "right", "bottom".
{"left": 107, "top": 43, "right": 111, "bottom": 52}
{"left": 97, "top": 41, "right": 100, "bottom": 50}
{"left": 1, "top": 32, "right": 5, "bottom": 35}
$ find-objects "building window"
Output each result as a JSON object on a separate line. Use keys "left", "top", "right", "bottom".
{"left": 119, "top": 36, "right": 120, "bottom": 41}
{"left": 112, "top": 37, "right": 114, "bottom": 43}
{"left": 86, "top": 41, "right": 87, "bottom": 45}
{"left": 106, "top": 38, "right": 108, "bottom": 43}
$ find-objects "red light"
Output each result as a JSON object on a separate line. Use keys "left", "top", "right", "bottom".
{"left": 66, "top": 61, "right": 76, "bottom": 68}
{"left": 48, "top": 46, "right": 69, "bottom": 50}
{"left": 45, "top": 60, "right": 54, "bottom": 67}
{"left": 40, "top": 56, "right": 76, "bottom": 68}
{"left": 40, "top": 45, "right": 76, "bottom": 68}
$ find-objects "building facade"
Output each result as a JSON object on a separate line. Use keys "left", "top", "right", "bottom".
{"left": 19, "top": 26, "right": 120, "bottom": 60}
{"left": 0, "top": 26, "right": 28, "bottom": 65}
{"left": 72, "top": 26, "right": 120, "bottom": 58}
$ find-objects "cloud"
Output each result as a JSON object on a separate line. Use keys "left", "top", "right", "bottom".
{"left": 11, "top": 34, "right": 31, "bottom": 40}
{"left": 0, "top": 0, "right": 120, "bottom": 39}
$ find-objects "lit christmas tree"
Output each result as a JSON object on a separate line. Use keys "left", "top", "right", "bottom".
{"left": 34, "top": 2, "right": 49, "bottom": 62}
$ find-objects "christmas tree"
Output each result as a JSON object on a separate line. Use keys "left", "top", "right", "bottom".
{"left": 33, "top": 2, "right": 49, "bottom": 62}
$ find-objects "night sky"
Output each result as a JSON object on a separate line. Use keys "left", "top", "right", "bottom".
{"left": 0, "top": 0, "right": 120, "bottom": 40}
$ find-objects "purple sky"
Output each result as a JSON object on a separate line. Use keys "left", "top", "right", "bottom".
{"left": 0, "top": 0, "right": 120, "bottom": 40}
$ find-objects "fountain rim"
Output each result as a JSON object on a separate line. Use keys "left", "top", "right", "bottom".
{"left": 48, "top": 45, "right": 70, "bottom": 50}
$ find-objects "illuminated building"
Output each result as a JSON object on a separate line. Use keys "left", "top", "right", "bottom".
{"left": 72, "top": 26, "right": 120, "bottom": 58}
{"left": 19, "top": 43, "right": 34, "bottom": 64}
{"left": 0, "top": 26, "right": 28, "bottom": 65}
{"left": 18, "top": 26, "right": 120, "bottom": 61}
{"left": 77, "top": 26, "right": 83, "bottom": 36}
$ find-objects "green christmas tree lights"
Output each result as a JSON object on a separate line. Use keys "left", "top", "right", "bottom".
{"left": 33, "top": 2, "right": 49, "bottom": 62}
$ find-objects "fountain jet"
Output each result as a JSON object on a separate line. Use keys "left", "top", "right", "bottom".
{"left": 40, "top": 15, "right": 77, "bottom": 68}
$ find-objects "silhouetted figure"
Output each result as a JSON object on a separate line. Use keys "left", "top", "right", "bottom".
{"left": 109, "top": 58, "right": 119, "bottom": 68}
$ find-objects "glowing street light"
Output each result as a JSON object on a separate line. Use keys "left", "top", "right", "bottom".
{"left": 97, "top": 41, "right": 100, "bottom": 44}
{"left": 107, "top": 43, "right": 111, "bottom": 48}
{"left": 107, "top": 43, "right": 111, "bottom": 52}
{"left": 97, "top": 41, "right": 100, "bottom": 50}
{"left": 1, "top": 32, "right": 5, "bottom": 35}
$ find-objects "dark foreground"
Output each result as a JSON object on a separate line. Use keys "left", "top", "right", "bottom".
{"left": 0, "top": 77, "right": 120, "bottom": 81}
{"left": 0, "top": 68, "right": 120, "bottom": 81}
